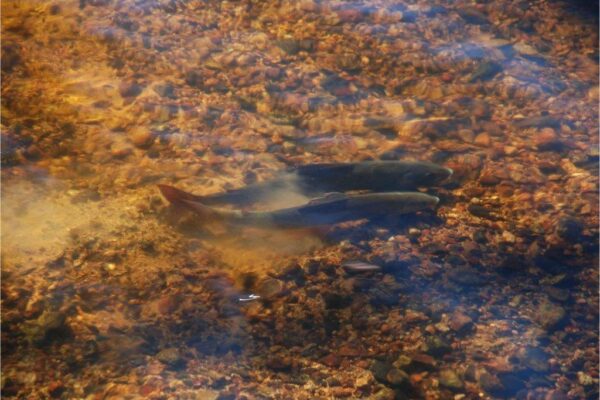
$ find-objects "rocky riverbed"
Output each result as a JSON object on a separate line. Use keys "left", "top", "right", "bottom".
{"left": 1, "top": 0, "right": 598, "bottom": 399}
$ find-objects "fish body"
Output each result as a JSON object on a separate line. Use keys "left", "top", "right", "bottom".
{"left": 159, "top": 185, "right": 439, "bottom": 229}
{"left": 294, "top": 160, "right": 452, "bottom": 193}
{"left": 197, "top": 160, "right": 452, "bottom": 206}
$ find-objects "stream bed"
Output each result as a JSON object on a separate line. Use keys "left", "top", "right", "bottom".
{"left": 1, "top": 1, "right": 598, "bottom": 399}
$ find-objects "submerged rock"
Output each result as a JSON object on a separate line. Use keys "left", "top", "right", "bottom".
{"left": 372, "top": 361, "right": 406, "bottom": 386}
{"left": 275, "top": 39, "right": 300, "bottom": 55}
{"left": 119, "top": 81, "right": 143, "bottom": 98}
{"left": 534, "top": 128, "right": 564, "bottom": 151}
{"left": 129, "top": 127, "right": 154, "bottom": 148}
{"left": 533, "top": 300, "right": 566, "bottom": 331}
{"left": 521, "top": 346, "right": 550, "bottom": 372}
{"left": 439, "top": 369, "right": 464, "bottom": 390}
{"left": 22, "top": 309, "right": 69, "bottom": 346}
{"left": 556, "top": 216, "right": 584, "bottom": 242}
{"left": 266, "top": 354, "right": 293, "bottom": 372}
{"left": 468, "top": 61, "right": 502, "bottom": 82}
{"left": 258, "top": 279, "right": 284, "bottom": 300}
{"left": 448, "top": 310, "right": 474, "bottom": 333}
{"left": 385, "top": 368, "right": 409, "bottom": 387}
{"left": 156, "top": 348, "right": 183, "bottom": 367}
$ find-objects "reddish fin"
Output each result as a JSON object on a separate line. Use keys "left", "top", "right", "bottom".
{"left": 158, "top": 184, "right": 202, "bottom": 205}
{"left": 158, "top": 185, "right": 226, "bottom": 222}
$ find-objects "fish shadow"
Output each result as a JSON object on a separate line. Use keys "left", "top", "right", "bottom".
{"left": 322, "top": 210, "right": 445, "bottom": 245}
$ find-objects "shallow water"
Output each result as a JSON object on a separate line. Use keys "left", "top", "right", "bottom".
{"left": 1, "top": 0, "right": 598, "bottom": 399}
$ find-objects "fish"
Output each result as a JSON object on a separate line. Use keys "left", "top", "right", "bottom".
{"left": 158, "top": 185, "right": 440, "bottom": 229}
{"left": 342, "top": 261, "right": 382, "bottom": 273}
{"left": 190, "top": 160, "right": 452, "bottom": 207}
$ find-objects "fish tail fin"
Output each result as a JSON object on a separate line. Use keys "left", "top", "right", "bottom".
{"left": 158, "top": 184, "right": 201, "bottom": 205}
{"left": 158, "top": 184, "right": 228, "bottom": 221}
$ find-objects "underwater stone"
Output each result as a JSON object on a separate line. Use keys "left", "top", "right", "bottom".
{"left": 556, "top": 216, "right": 583, "bottom": 242}
{"left": 521, "top": 346, "right": 550, "bottom": 372}
{"left": 119, "top": 81, "right": 143, "bottom": 98}
{"left": 385, "top": 368, "right": 409, "bottom": 387}
{"left": 439, "top": 369, "right": 464, "bottom": 390}
{"left": 156, "top": 348, "right": 183, "bottom": 367}
{"left": 468, "top": 61, "right": 502, "bottom": 82}
{"left": 258, "top": 279, "right": 284, "bottom": 300}
{"left": 533, "top": 300, "right": 566, "bottom": 331}
{"left": 129, "top": 127, "right": 154, "bottom": 149}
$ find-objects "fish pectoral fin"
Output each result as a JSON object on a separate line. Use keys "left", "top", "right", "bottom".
{"left": 307, "top": 192, "right": 347, "bottom": 205}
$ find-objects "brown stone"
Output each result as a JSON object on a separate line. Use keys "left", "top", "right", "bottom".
{"left": 448, "top": 310, "right": 473, "bottom": 332}
{"left": 119, "top": 81, "right": 143, "bottom": 98}
{"left": 534, "top": 128, "right": 563, "bottom": 151}
{"left": 474, "top": 132, "right": 492, "bottom": 147}
{"left": 129, "top": 127, "right": 154, "bottom": 148}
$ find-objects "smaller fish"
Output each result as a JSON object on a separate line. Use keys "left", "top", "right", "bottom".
{"left": 238, "top": 294, "right": 261, "bottom": 302}
{"left": 342, "top": 261, "right": 382, "bottom": 273}
{"left": 159, "top": 185, "right": 439, "bottom": 229}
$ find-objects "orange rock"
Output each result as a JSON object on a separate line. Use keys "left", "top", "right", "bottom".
{"left": 474, "top": 132, "right": 492, "bottom": 147}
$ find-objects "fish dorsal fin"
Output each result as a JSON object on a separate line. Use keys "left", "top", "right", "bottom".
{"left": 308, "top": 192, "right": 347, "bottom": 205}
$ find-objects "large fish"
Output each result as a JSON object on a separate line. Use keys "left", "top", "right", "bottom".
{"left": 183, "top": 160, "right": 452, "bottom": 207}
{"left": 159, "top": 185, "right": 439, "bottom": 229}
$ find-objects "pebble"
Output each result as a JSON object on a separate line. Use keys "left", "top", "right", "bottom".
{"left": 275, "top": 39, "right": 301, "bottom": 55}
{"left": 371, "top": 361, "right": 393, "bottom": 383}
{"left": 408, "top": 353, "right": 437, "bottom": 371}
{"left": 474, "top": 132, "right": 491, "bottom": 147}
{"left": 534, "top": 128, "right": 563, "bottom": 151}
{"left": 258, "top": 278, "right": 284, "bottom": 300}
{"left": 478, "top": 170, "right": 501, "bottom": 185}
{"left": 1, "top": 44, "right": 21, "bottom": 73}
{"left": 478, "top": 371, "right": 503, "bottom": 393}
{"left": 22, "top": 309, "right": 68, "bottom": 346}
{"left": 448, "top": 310, "right": 474, "bottom": 333}
{"left": 157, "top": 294, "right": 178, "bottom": 315}
{"left": 468, "top": 61, "right": 502, "bottom": 82}
{"left": 521, "top": 346, "right": 550, "bottom": 372}
{"left": 266, "top": 355, "right": 292, "bottom": 371}
{"left": 546, "top": 286, "right": 570, "bottom": 302}
{"left": 533, "top": 300, "right": 566, "bottom": 331}
{"left": 110, "top": 142, "right": 133, "bottom": 158}
{"left": 153, "top": 83, "right": 175, "bottom": 98}
{"left": 385, "top": 368, "right": 409, "bottom": 387}
{"left": 439, "top": 369, "right": 464, "bottom": 390}
{"left": 457, "top": 129, "right": 475, "bottom": 143}
{"left": 156, "top": 348, "right": 182, "bottom": 367}
{"left": 576, "top": 371, "right": 594, "bottom": 386}
{"left": 119, "top": 81, "right": 143, "bottom": 98}
{"left": 321, "top": 353, "right": 341, "bottom": 367}
{"left": 423, "top": 336, "right": 452, "bottom": 356}
{"left": 372, "top": 387, "right": 396, "bottom": 400}
{"left": 336, "top": 53, "right": 362, "bottom": 71}
{"left": 555, "top": 216, "right": 583, "bottom": 242}
{"left": 129, "top": 127, "right": 154, "bottom": 148}
{"left": 467, "top": 204, "right": 497, "bottom": 220}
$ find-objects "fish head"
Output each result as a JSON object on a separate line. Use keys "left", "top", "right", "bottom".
{"left": 401, "top": 162, "right": 453, "bottom": 187}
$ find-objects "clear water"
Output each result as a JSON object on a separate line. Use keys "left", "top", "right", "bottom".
{"left": 1, "top": 1, "right": 598, "bottom": 399}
